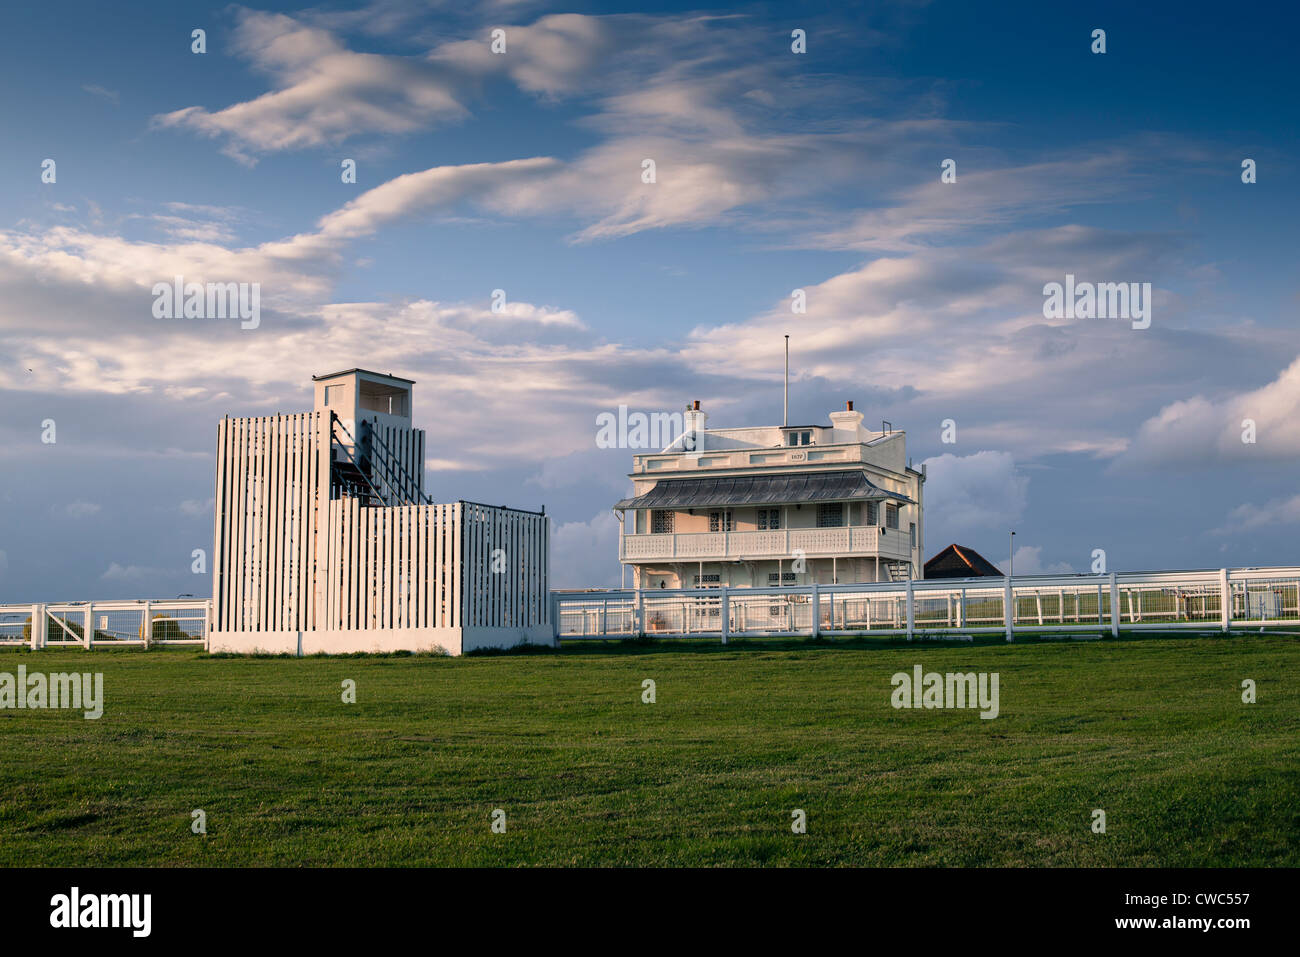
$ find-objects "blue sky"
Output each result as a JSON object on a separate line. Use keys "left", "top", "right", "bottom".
{"left": 1, "top": 0, "right": 1297, "bottom": 599}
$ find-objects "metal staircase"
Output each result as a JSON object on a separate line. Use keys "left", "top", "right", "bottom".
{"left": 885, "top": 561, "right": 912, "bottom": 582}
{"left": 328, "top": 414, "right": 430, "bottom": 507}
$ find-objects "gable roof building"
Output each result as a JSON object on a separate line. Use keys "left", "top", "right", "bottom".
{"left": 924, "top": 543, "right": 1004, "bottom": 579}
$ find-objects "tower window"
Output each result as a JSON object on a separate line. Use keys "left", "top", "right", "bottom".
{"left": 817, "top": 503, "right": 844, "bottom": 528}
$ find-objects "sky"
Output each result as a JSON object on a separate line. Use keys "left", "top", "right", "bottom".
{"left": 1, "top": 0, "right": 1297, "bottom": 600}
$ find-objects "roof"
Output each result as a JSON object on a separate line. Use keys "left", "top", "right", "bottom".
{"left": 924, "top": 543, "right": 1004, "bottom": 578}
{"left": 614, "top": 469, "right": 914, "bottom": 510}
{"left": 312, "top": 368, "right": 415, "bottom": 384}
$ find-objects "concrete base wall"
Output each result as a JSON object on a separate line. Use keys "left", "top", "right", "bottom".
{"left": 208, "top": 625, "right": 555, "bottom": 657}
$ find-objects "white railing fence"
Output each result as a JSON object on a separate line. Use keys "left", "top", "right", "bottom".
{"left": 0, "top": 600, "right": 210, "bottom": 650}
{"left": 553, "top": 566, "right": 1300, "bottom": 642}
{"left": 4, "top": 565, "right": 1299, "bottom": 651}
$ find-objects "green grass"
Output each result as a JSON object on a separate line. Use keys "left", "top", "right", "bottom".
{"left": 1, "top": 634, "right": 1297, "bottom": 866}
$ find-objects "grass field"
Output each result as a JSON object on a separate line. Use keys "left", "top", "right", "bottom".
{"left": 1, "top": 633, "right": 1297, "bottom": 867}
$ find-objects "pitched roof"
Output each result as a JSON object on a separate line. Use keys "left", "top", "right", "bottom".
{"left": 614, "top": 469, "right": 913, "bottom": 510}
{"left": 924, "top": 543, "right": 1004, "bottom": 578}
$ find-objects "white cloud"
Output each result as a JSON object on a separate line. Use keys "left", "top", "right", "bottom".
{"left": 101, "top": 562, "right": 171, "bottom": 582}
{"left": 1006, "top": 545, "right": 1075, "bottom": 576}
{"left": 550, "top": 511, "right": 621, "bottom": 588}
{"left": 1215, "top": 493, "right": 1300, "bottom": 535}
{"left": 1118, "top": 354, "right": 1300, "bottom": 468}
{"left": 54, "top": 501, "right": 102, "bottom": 519}
{"left": 921, "top": 452, "right": 1028, "bottom": 542}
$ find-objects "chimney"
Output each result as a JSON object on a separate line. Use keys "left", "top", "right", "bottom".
{"left": 682, "top": 400, "right": 708, "bottom": 451}
{"left": 828, "top": 400, "right": 865, "bottom": 440}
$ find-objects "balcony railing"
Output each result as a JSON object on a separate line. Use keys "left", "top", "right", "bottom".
{"left": 619, "top": 525, "right": 913, "bottom": 562}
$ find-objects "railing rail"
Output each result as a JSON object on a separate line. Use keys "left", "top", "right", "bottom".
{"left": 620, "top": 525, "right": 913, "bottom": 561}
{"left": 555, "top": 566, "right": 1300, "bottom": 642}
{"left": 4, "top": 565, "right": 1298, "bottom": 651}
{"left": 0, "top": 599, "right": 212, "bottom": 650}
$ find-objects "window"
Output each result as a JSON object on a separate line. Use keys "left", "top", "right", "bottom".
{"left": 693, "top": 574, "right": 721, "bottom": 585}
{"left": 886, "top": 504, "right": 899, "bottom": 530}
{"left": 757, "top": 508, "right": 781, "bottom": 530}
{"left": 324, "top": 384, "right": 345, "bottom": 407}
{"left": 651, "top": 510, "right": 674, "bottom": 534}
{"left": 709, "top": 510, "right": 733, "bottom": 532}
{"left": 767, "top": 572, "right": 797, "bottom": 583}
{"left": 909, "top": 522, "right": 917, "bottom": 547}
{"left": 817, "top": 503, "right": 844, "bottom": 528}
{"left": 785, "top": 430, "right": 813, "bottom": 447}
{"left": 865, "top": 501, "right": 878, "bottom": 526}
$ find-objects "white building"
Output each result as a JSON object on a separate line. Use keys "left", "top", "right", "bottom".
{"left": 614, "top": 400, "right": 924, "bottom": 589}
{"left": 208, "top": 369, "right": 552, "bottom": 655}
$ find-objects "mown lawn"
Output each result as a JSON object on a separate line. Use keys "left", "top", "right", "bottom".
{"left": 0, "top": 634, "right": 1296, "bottom": 866}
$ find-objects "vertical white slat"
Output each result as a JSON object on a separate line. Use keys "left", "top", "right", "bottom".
{"left": 395, "top": 507, "right": 406, "bottom": 630}
{"left": 270, "top": 415, "right": 285, "bottom": 631}
{"left": 249, "top": 417, "right": 264, "bottom": 632}
{"left": 287, "top": 415, "right": 301, "bottom": 630}
{"left": 450, "top": 503, "right": 461, "bottom": 629}
{"left": 232, "top": 417, "right": 247, "bottom": 631}
{"left": 351, "top": 497, "right": 361, "bottom": 631}
{"left": 413, "top": 506, "right": 423, "bottom": 628}
{"left": 300, "top": 412, "right": 313, "bottom": 632}
{"left": 386, "top": 507, "right": 396, "bottom": 629}
{"left": 369, "top": 506, "right": 378, "bottom": 629}
{"left": 211, "top": 417, "right": 228, "bottom": 632}
{"left": 430, "top": 504, "right": 442, "bottom": 627}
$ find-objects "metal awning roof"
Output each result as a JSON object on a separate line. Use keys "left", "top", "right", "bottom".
{"left": 613, "top": 470, "right": 913, "bottom": 510}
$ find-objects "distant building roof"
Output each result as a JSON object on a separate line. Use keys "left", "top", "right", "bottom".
{"left": 924, "top": 544, "right": 1004, "bottom": 579}
{"left": 614, "top": 469, "right": 914, "bottom": 510}
{"left": 312, "top": 368, "right": 415, "bottom": 384}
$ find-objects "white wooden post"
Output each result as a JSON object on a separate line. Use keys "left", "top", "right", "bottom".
{"left": 1004, "top": 577, "right": 1014, "bottom": 642}
{"left": 905, "top": 578, "right": 914, "bottom": 640}
{"left": 720, "top": 587, "right": 729, "bottom": 645}
{"left": 600, "top": 599, "right": 608, "bottom": 637}
{"left": 1109, "top": 572, "right": 1120, "bottom": 637}
{"left": 202, "top": 600, "right": 210, "bottom": 651}
{"left": 84, "top": 603, "right": 93, "bottom": 650}
{"left": 30, "top": 603, "right": 43, "bottom": 650}
{"left": 811, "top": 582, "right": 820, "bottom": 638}
{"left": 142, "top": 601, "right": 152, "bottom": 648}
{"left": 1219, "top": 568, "right": 1230, "bottom": 632}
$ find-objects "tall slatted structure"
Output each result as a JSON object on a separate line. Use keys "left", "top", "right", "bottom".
{"left": 210, "top": 370, "right": 551, "bottom": 655}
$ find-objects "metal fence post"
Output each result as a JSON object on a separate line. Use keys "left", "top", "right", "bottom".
{"left": 1219, "top": 568, "right": 1230, "bottom": 632}
{"left": 1109, "top": 572, "right": 1120, "bottom": 638}
{"left": 637, "top": 589, "right": 645, "bottom": 638}
{"left": 905, "top": 578, "right": 914, "bottom": 641}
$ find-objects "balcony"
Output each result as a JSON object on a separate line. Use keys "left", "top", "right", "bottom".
{"left": 619, "top": 525, "right": 913, "bottom": 563}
